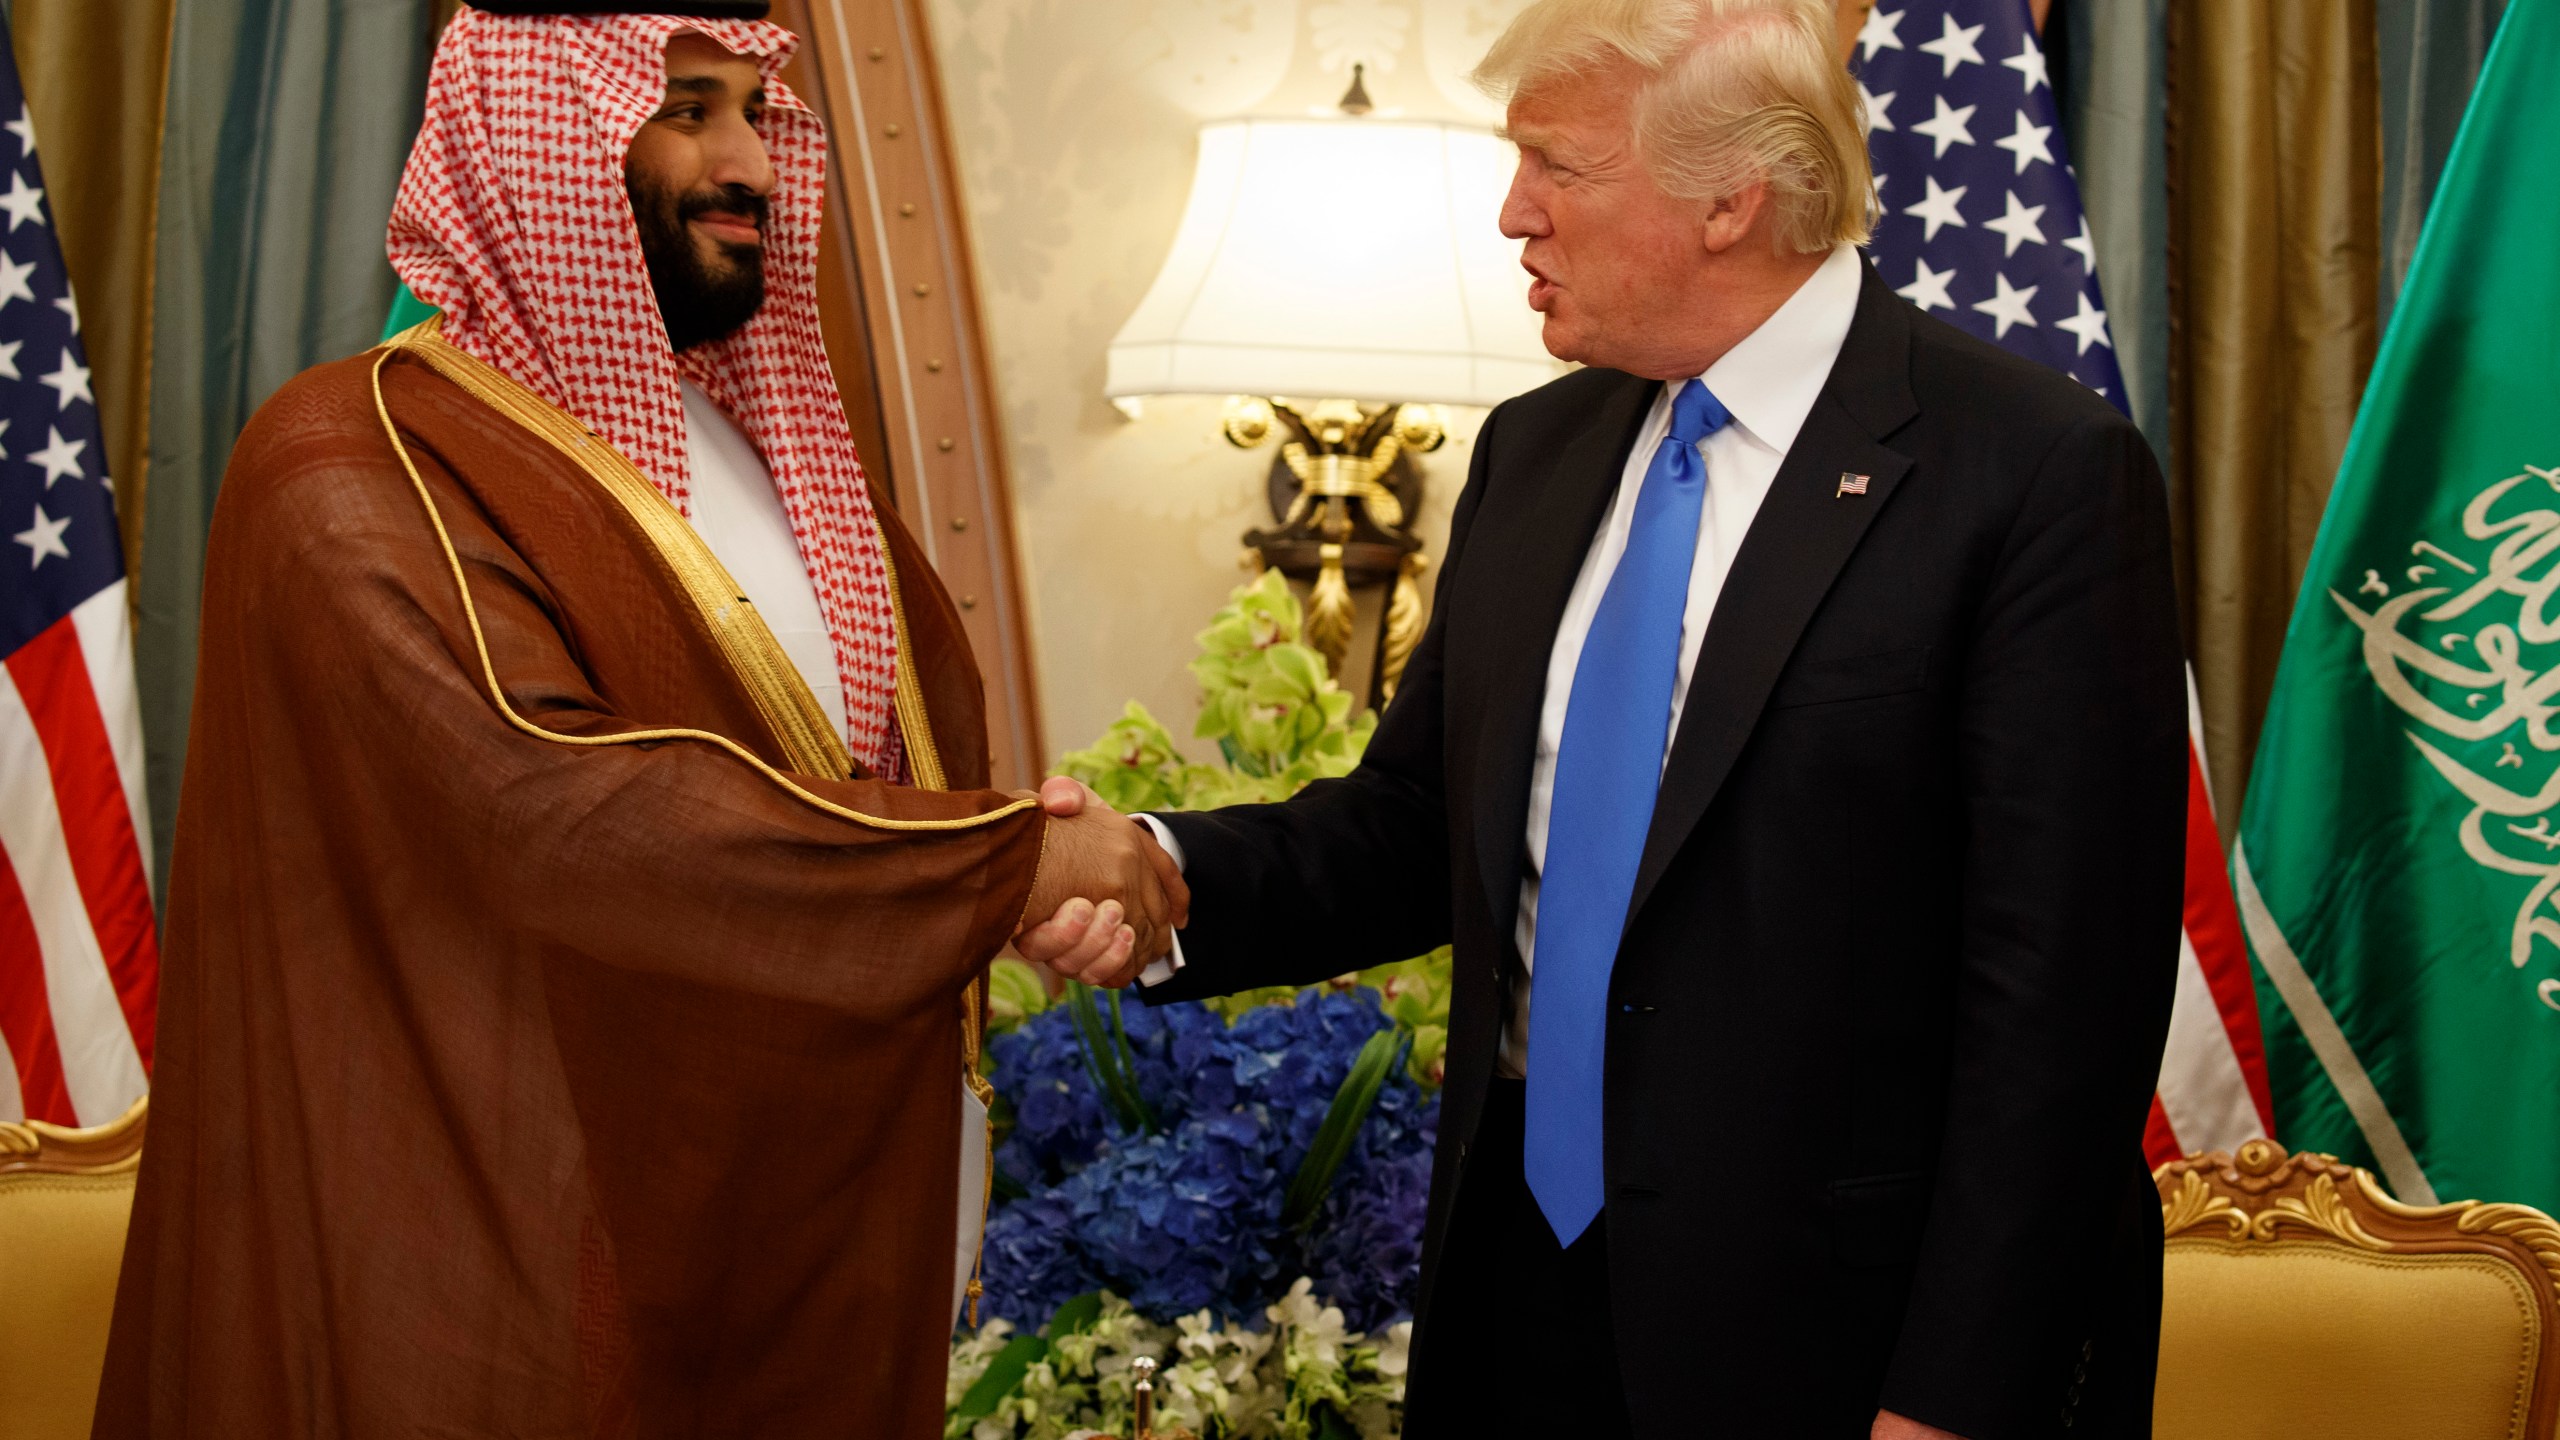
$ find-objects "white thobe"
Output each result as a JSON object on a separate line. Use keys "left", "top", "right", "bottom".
{"left": 678, "top": 380, "right": 987, "bottom": 1326}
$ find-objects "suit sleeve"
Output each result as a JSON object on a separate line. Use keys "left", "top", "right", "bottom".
{"left": 1877, "top": 413, "right": 2186, "bottom": 1437}
{"left": 1142, "top": 405, "right": 1505, "bottom": 1001}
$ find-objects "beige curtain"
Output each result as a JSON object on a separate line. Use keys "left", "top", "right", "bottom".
{"left": 2169, "top": 0, "right": 2379, "bottom": 836}
{"left": 8, "top": 0, "right": 178, "bottom": 580}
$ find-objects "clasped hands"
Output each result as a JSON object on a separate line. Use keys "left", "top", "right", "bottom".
{"left": 1009, "top": 776, "right": 1185, "bottom": 989}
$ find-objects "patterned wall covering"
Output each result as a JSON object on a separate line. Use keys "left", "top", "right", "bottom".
{"left": 925, "top": 0, "right": 1537, "bottom": 764}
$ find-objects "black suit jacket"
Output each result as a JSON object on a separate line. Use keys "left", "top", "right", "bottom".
{"left": 1149, "top": 262, "right": 2186, "bottom": 1440}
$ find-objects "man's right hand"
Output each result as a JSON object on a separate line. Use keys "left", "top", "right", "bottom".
{"left": 1013, "top": 778, "right": 1185, "bottom": 987}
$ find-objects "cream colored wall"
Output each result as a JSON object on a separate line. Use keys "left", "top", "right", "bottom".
{"left": 926, "top": 0, "right": 1539, "bottom": 767}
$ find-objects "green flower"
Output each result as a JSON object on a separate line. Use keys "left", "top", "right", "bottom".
{"left": 986, "top": 958, "right": 1053, "bottom": 1037}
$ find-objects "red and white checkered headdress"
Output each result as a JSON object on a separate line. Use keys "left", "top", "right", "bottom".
{"left": 388, "top": 10, "right": 902, "bottom": 776}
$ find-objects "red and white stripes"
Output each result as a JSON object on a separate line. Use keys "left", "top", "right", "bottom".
{"left": 2144, "top": 675, "right": 2273, "bottom": 1165}
{"left": 0, "top": 578, "right": 154, "bottom": 1126}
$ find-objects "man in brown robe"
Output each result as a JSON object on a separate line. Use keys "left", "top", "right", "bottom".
{"left": 94, "top": 6, "right": 1175, "bottom": 1436}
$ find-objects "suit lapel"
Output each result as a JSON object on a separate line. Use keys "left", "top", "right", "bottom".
{"left": 1470, "top": 372, "right": 1658, "bottom": 946}
{"left": 1626, "top": 266, "right": 1922, "bottom": 923}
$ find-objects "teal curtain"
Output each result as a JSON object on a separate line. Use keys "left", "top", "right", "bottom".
{"left": 2376, "top": 0, "right": 2507, "bottom": 326}
{"left": 2049, "top": 0, "right": 2171, "bottom": 471}
{"left": 137, "top": 0, "right": 438, "bottom": 884}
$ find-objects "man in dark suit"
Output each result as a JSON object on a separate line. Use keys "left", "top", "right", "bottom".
{"left": 1021, "top": 1, "right": 2185, "bottom": 1435}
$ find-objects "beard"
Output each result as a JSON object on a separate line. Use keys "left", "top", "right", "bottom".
{"left": 626, "top": 167, "right": 769, "bottom": 352}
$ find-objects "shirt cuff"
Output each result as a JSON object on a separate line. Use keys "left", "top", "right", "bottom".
{"left": 1134, "top": 813, "right": 1187, "bottom": 871}
{"left": 1133, "top": 814, "right": 1187, "bottom": 988}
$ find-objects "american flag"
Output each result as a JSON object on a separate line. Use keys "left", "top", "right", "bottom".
{"left": 0, "top": 31, "right": 156, "bottom": 1128}
{"left": 1858, "top": 1, "right": 2273, "bottom": 1166}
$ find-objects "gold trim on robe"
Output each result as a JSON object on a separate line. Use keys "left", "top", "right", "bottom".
{"left": 369, "top": 319, "right": 1017, "bottom": 1331}
{"left": 363, "top": 321, "right": 1033, "bottom": 836}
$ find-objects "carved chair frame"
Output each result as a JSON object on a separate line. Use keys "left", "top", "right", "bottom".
{"left": 2156, "top": 1137, "right": 2560, "bottom": 1439}
{"left": 0, "top": 1098, "right": 147, "bottom": 1182}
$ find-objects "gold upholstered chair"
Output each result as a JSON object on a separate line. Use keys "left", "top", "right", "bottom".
{"left": 0, "top": 1099, "right": 146, "bottom": 1440}
{"left": 2154, "top": 1138, "right": 2560, "bottom": 1439}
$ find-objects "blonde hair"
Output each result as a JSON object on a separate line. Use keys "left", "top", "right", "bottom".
{"left": 1473, "top": 0, "right": 1873, "bottom": 253}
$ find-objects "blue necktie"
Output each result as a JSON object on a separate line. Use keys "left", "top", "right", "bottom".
{"left": 1524, "top": 378, "right": 1730, "bottom": 1246}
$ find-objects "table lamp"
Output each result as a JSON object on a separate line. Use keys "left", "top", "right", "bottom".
{"left": 1105, "top": 74, "right": 1559, "bottom": 703}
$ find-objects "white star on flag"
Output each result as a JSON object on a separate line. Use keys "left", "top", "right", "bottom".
{"left": 55, "top": 291, "right": 77, "bottom": 332}
{"left": 13, "top": 502, "right": 68, "bottom": 568}
{"left": 1858, "top": 6, "right": 1906, "bottom": 61}
{"left": 1861, "top": 80, "right": 1897, "bottom": 134}
{"left": 0, "top": 337, "right": 21, "bottom": 381}
{"left": 2002, "top": 37, "right": 2050, "bottom": 93}
{"left": 2064, "top": 216, "right": 2099, "bottom": 270}
{"left": 1993, "top": 113, "right": 2054, "bottom": 174}
{"left": 0, "top": 417, "right": 12, "bottom": 461}
{"left": 1902, "top": 175, "right": 1970, "bottom": 241}
{"left": 1910, "top": 93, "right": 1977, "bottom": 158}
{"left": 30, "top": 424, "right": 85, "bottom": 485}
{"left": 4, "top": 105, "right": 34, "bottom": 156}
{"left": 2055, "top": 292, "right": 2113, "bottom": 354}
{"left": 1897, "top": 258, "right": 1959, "bottom": 313}
{"left": 1918, "top": 13, "right": 1986, "bottom": 77}
{"left": 0, "top": 169, "right": 44, "bottom": 231}
{"left": 1983, "top": 189, "right": 2048, "bottom": 255}
{"left": 1972, "top": 272, "right": 2040, "bottom": 338}
{"left": 39, "top": 351, "right": 90, "bottom": 410}
{"left": 0, "top": 252, "right": 33, "bottom": 310}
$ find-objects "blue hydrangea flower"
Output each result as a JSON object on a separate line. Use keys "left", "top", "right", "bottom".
{"left": 979, "top": 986, "right": 1438, "bottom": 1333}
{"left": 976, "top": 1188, "right": 1096, "bottom": 1328}
{"left": 1305, "top": 1089, "right": 1440, "bottom": 1331}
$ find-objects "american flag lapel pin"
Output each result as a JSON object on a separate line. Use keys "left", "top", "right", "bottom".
{"left": 1836, "top": 472, "right": 1871, "bottom": 498}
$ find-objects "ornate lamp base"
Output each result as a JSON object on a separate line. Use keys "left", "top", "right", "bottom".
{"left": 1223, "top": 396, "right": 1444, "bottom": 706}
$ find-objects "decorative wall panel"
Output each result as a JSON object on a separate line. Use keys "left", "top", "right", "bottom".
{"left": 779, "top": 0, "right": 1045, "bottom": 787}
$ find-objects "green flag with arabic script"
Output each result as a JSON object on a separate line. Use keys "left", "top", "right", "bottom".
{"left": 2234, "top": 0, "right": 2556, "bottom": 1214}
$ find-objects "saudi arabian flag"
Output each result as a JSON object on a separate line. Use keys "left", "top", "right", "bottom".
{"left": 2236, "top": 0, "right": 2559, "bottom": 1215}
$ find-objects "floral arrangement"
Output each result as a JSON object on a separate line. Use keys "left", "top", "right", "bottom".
{"left": 978, "top": 986, "right": 1438, "bottom": 1333}
{"left": 1054, "top": 569, "right": 1374, "bottom": 815}
{"left": 947, "top": 1285, "right": 1409, "bottom": 1440}
{"left": 958, "top": 574, "right": 1453, "bottom": 1439}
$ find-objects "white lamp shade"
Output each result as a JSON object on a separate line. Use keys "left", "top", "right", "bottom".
{"left": 1105, "top": 119, "right": 1565, "bottom": 409}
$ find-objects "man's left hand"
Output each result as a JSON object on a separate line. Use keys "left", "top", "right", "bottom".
{"left": 1874, "top": 1411, "right": 1968, "bottom": 1440}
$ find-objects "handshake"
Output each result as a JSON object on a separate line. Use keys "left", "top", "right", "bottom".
{"left": 1009, "top": 776, "right": 1188, "bottom": 989}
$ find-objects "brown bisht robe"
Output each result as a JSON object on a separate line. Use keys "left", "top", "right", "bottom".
{"left": 93, "top": 327, "right": 1046, "bottom": 1439}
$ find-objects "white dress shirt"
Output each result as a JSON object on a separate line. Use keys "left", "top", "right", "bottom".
{"left": 678, "top": 382, "right": 983, "bottom": 1323}
{"left": 679, "top": 379, "right": 851, "bottom": 746}
{"left": 1503, "top": 241, "right": 1863, "bottom": 1076}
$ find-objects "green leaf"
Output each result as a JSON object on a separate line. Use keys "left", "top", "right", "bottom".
{"left": 1066, "top": 983, "right": 1155, "bottom": 1134}
{"left": 1108, "top": 989, "right": 1141, "bottom": 1093}
{"left": 1311, "top": 1402, "right": 1361, "bottom": 1440}
{"left": 1045, "top": 1290, "right": 1105, "bottom": 1337}
{"left": 1065, "top": 985, "right": 1130, "bottom": 1127}
{"left": 1282, "top": 1027, "right": 1409, "bottom": 1228}
{"left": 951, "top": 1333, "right": 1048, "bottom": 1420}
